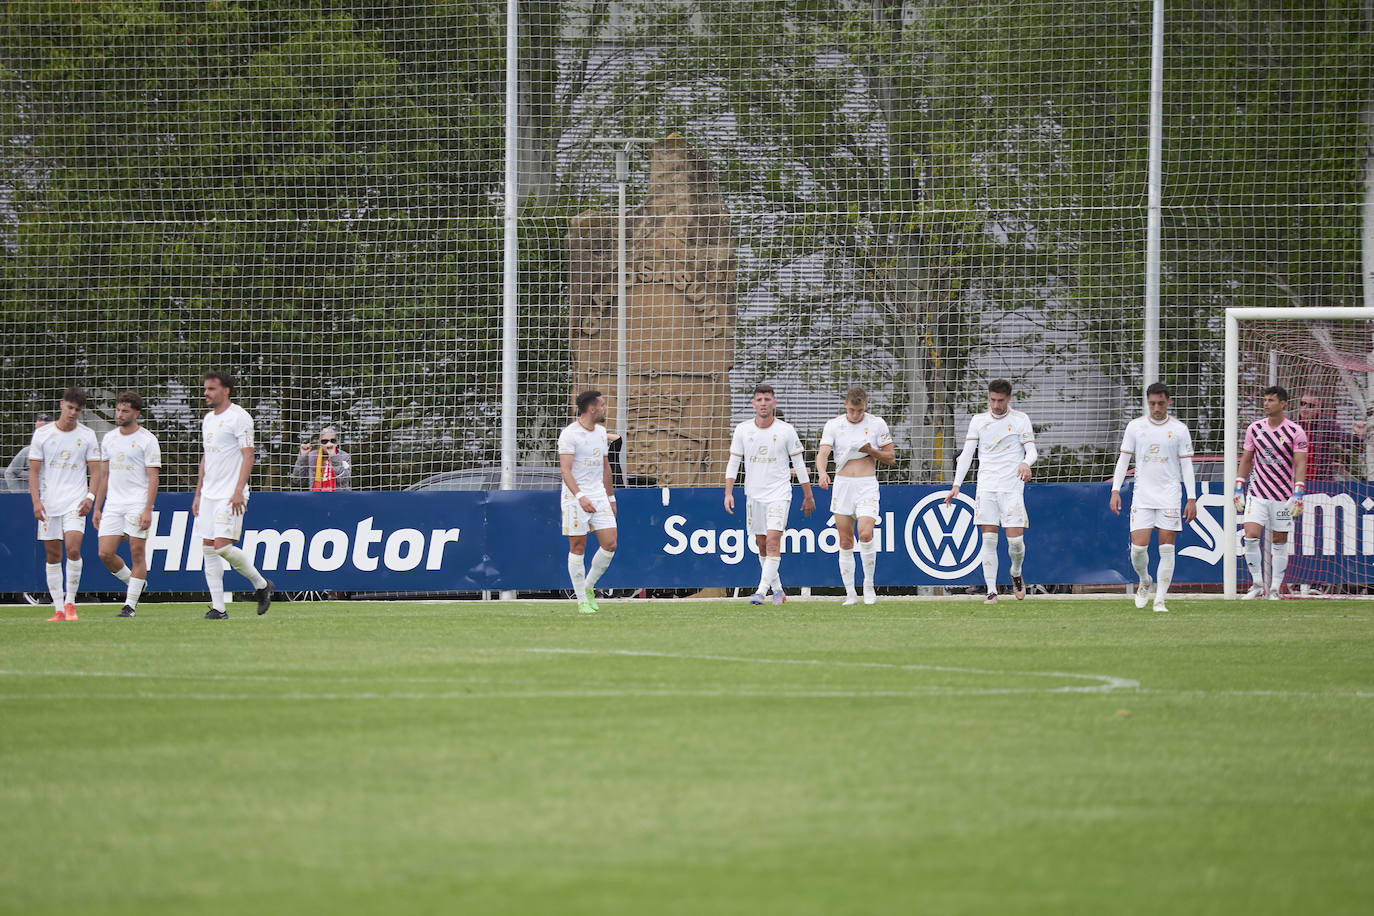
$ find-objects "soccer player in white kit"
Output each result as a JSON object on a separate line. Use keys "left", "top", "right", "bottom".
{"left": 724, "top": 384, "right": 816, "bottom": 605}
{"left": 193, "top": 371, "right": 273, "bottom": 619}
{"left": 93, "top": 391, "right": 161, "bottom": 618}
{"left": 558, "top": 390, "right": 617, "bottom": 614}
{"left": 28, "top": 386, "right": 100, "bottom": 621}
{"left": 815, "top": 386, "right": 895, "bottom": 605}
{"left": 946, "top": 379, "right": 1036, "bottom": 603}
{"left": 1109, "top": 383, "right": 1198, "bottom": 613}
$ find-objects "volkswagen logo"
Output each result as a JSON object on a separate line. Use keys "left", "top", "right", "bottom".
{"left": 903, "top": 492, "right": 981, "bottom": 579}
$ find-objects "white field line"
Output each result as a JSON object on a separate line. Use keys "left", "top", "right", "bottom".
{"left": 0, "top": 650, "right": 1367, "bottom": 700}
{"left": 523, "top": 648, "right": 1138, "bottom": 693}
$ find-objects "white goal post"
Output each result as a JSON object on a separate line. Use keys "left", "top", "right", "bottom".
{"left": 1223, "top": 307, "right": 1374, "bottom": 598}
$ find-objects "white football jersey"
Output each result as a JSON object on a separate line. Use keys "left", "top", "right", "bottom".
{"left": 1120, "top": 415, "right": 1194, "bottom": 509}
{"left": 730, "top": 418, "right": 804, "bottom": 502}
{"left": 30, "top": 422, "right": 100, "bottom": 516}
{"left": 201, "top": 404, "right": 254, "bottom": 500}
{"left": 557, "top": 420, "right": 609, "bottom": 499}
{"left": 965, "top": 410, "right": 1035, "bottom": 492}
{"left": 820, "top": 412, "right": 893, "bottom": 471}
{"left": 101, "top": 426, "right": 161, "bottom": 507}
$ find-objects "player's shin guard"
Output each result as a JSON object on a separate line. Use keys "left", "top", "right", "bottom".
{"left": 1156, "top": 544, "right": 1175, "bottom": 602}
{"left": 203, "top": 545, "right": 226, "bottom": 611}
{"left": 981, "top": 532, "right": 999, "bottom": 593}
{"left": 126, "top": 577, "right": 146, "bottom": 609}
{"left": 1244, "top": 537, "right": 1264, "bottom": 587}
{"left": 858, "top": 538, "right": 877, "bottom": 585}
{"left": 585, "top": 549, "right": 615, "bottom": 588}
{"left": 1130, "top": 543, "right": 1150, "bottom": 581}
{"left": 762, "top": 556, "right": 781, "bottom": 593}
{"left": 46, "top": 562, "right": 64, "bottom": 611}
{"left": 837, "top": 548, "right": 856, "bottom": 593}
{"left": 64, "top": 558, "right": 82, "bottom": 606}
{"left": 567, "top": 552, "right": 587, "bottom": 596}
{"left": 1007, "top": 536, "right": 1025, "bottom": 577}
{"left": 216, "top": 545, "right": 267, "bottom": 590}
{"left": 1270, "top": 541, "right": 1290, "bottom": 595}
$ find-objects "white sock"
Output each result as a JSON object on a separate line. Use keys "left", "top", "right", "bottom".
{"left": 216, "top": 544, "right": 268, "bottom": 590}
{"left": 111, "top": 563, "right": 132, "bottom": 584}
{"left": 1130, "top": 543, "right": 1150, "bottom": 582}
{"left": 1244, "top": 537, "right": 1264, "bottom": 587}
{"left": 126, "top": 577, "right": 146, "bottom": 608}
{"left": 838, "top": 548, "right": 856, "bottom": 593}
{"left": 757, "top": 554, "right": 770, "bottom": 593}
{"left": 1156, "top": 544, "right": 1175, "bottom": 603}
{"left": 762, "top": 556, "right": 781, "bottom": 593}
{"left": 1270, "top": 542, "right": 1290, "bottom": 594}
{"left": 981, "top": 532, "right": 999, "bottom": 593}
{"left": 858, "top": 538, "right": 877, "bottom": 587}
{"left": 567, "top": 552, "right": 587, "bottom": 596}
{"left": 585, "top": 548, "right": 615, "bottom": 588}
{"left": 46, "top": 562, "right": 64, "bottom": 611}
{"left": 203, "top": 545, "right": 226, "bottom": 611}
{"left": 64, "top": 558, "right": 82, "bottom": 606}
{"left": 1007, "top": 535, "right": 1025, "bottom": 577}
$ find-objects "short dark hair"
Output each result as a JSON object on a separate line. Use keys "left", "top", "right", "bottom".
{"left": 116, "top": 391, "right": 144, "bottom": 412}
{"left": 753, "top": 384, "right": 775, "bottom": 397}
{"left": 987, "top": 379, "right": 1012, "bottom": 397}
{"left": 575, "top": 390, "right": 601, "bottom": 415}
{"left": 204, "top": 370, "right": 235, "bottom": 392}
{"left": 35, "top": 412, "right": 53, "bottom": 423}
{"left": 845, "top": 386, "right": 867, "bottom": 405}
{"left": 1262, "top": 385, "right": 1289, "bottom": 403}
{"left": 1145, "top": 382, "right": 1170, "bottom": 399}
{"left": 61, "top": 386, "right": 86, "bottom": 408}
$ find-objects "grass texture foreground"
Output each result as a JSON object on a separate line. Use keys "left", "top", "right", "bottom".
{"left": 1, "top": 595, "right": 1370, "bottom": 915}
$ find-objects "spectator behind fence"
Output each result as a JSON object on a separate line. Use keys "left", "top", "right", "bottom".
{"left": 5, "top": 413, "right": 53, "bottom": 493}
{"left": 1295, "top": 391, "right": 1367, "bottom": 482}
{"left": 292, "top": 427, "right": 352, "bottom": 491}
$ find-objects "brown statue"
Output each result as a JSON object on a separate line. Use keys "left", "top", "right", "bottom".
{"left": 567, "top": 134, "right": 737, "bottom": 487}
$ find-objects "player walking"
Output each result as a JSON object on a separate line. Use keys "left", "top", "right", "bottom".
{"left": 28, "top": 386, "right": 100, "bottom": 621}
{"left": 558, "top": 390, "right": 617, "bottom": 614}
{"left": 946, "top": 379, "right": 1036, "bottom": 604}
{"left": 193, "top": 371, "right": 273, "bottom": 619}
{"left": 724, "top": 384, "right": 815, "bottom": 605}
{"left": 1234, "top": 385, "right": 1307, "bottom": 600}
{"left": 93, "top": 391, "right": 161, "bottom": 618}
{"left": 815, "top": 386, "right": 895, "bottom": 605}
{"left": 1109, "top": 383, "right": 1198, "bottom": 613}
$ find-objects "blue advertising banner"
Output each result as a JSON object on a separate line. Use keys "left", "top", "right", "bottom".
{"left": 2, "top": 481, "right": 1371, "bottom": 593}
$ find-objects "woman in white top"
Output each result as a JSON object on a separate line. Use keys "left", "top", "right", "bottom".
{"left": 815, "top": 387, "right": 896, "bottom": 605}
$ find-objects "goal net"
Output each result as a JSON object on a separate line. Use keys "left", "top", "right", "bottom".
{"left": 0, "top": 1, "right": 1368, "bottom": 507}
{"left": 1227, "top": 310, "right": 1374, "bottom": 598}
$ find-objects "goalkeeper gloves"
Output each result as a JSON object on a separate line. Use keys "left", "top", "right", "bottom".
{"left": 1233, "top": 477, "right": 1246, "bottom": 513}
{"left": 1291, "top": 483, "right": 1304, "bottom": 518}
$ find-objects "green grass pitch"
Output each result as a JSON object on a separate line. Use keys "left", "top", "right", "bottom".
{"left": 1, "top": 595, "right": 1370, "bottom": 915}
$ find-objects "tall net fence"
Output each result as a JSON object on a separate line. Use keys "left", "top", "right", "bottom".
{"left": 2, "top": 1, "right": 1369, "bottom": 492}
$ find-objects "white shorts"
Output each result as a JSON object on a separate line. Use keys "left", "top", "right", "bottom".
{"left": 98, "top": 503, "right": 150, "bottom": 539}
{"left": 562, "top": 493, "right": 616, "bottom": 537}
{"left": 974, "top": 489, "right": 1029, "bottom": 528}
{"left": 37, "top": 512, "right": 86, "bottom": 541}
{"left": 831, "top": 476, "right": 881, "bottom": 520}
{"left": 195, "top": 495, "right": 247, "bottom": 541}
{"left": 1129, "top": 504, "right": 1182, "bottom": 533}
{"left": 746, "top": 497, "right": 791, "bottom": 536}
{"left": 1244, "top": 495, "right": 1293, "bottom": 533}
